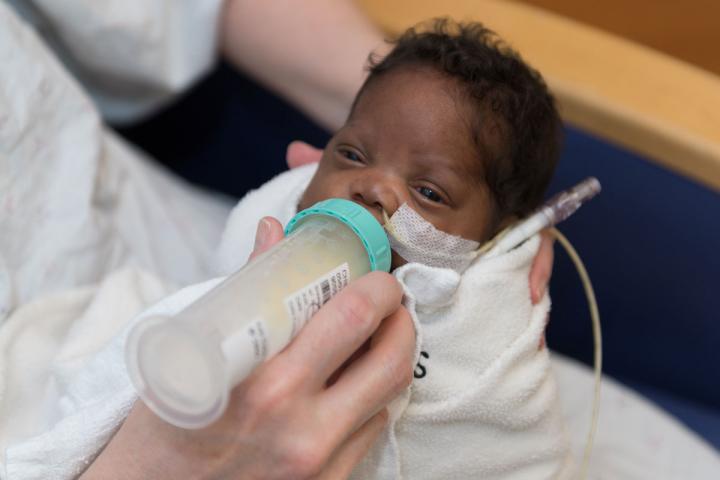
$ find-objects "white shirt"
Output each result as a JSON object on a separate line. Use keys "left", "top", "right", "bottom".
{"left": 0, "top": 1, "right": 232, "bottom": 324}
{"left": 6, "top": 0, "right": 224, "bottom": 123}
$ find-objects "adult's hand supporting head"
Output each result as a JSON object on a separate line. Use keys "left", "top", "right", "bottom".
{"left": 286, "top": 140, "right": 556, "bottom": 305}
{"left": 82, "top": 218, "right": 415, "bottom": 480}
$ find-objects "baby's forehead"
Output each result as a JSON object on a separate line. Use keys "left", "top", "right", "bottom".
{"left": 347, "top": 69, "right": 491, "bottom": 179}
{"left": 353, "top": 66, "right": 468, "bottom": 112}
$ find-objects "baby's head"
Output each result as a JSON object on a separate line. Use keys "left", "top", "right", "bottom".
{"left": 299, "top": 19, "right": 561, "bottom": 266}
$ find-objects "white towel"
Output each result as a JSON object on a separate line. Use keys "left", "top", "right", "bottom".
{"left": 0, "top": 270, "right": 226, "bottom": 479}
{"left": 0, "top": 165, "right": 314, "bottom": 479}
{"left": 0, "top": 268, "right": 171, "bottom": 479}
{"left": 352, "top": 239, "right": 573, "bottom": 479}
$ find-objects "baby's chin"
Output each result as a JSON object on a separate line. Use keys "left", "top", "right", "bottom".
{"left": 390, "top": 250, "right": 407, "bottom": 271}
{"left": 296, "top": 195, "right": 312, "bottom": 213}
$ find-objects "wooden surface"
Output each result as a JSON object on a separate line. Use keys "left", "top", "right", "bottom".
{"left": 357, "top": 0, "right": 720, "bottom": 191}
{"left": 516, "top": 0, "right": 720, "bottom": 77}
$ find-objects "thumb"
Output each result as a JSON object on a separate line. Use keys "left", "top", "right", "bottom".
{"left": 249, "top": 217, "right": 285, "bottom": 260}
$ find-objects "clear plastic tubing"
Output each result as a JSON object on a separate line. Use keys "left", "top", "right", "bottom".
{"left": 125, "top": 199, "right": 391, "bottom": 429}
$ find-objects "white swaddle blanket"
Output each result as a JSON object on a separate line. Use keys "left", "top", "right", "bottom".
{"left": 352, "top": 242, "right": 572, "bottom": 479}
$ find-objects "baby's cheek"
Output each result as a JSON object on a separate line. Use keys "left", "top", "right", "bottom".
{"left": 297, "top": 191, "right": 312, "bottom": 211}
{"left": 298, "top": 179, "right": 327, "bottom": 210}
{"left": 390, "top": 250, "right": 408, "bottom": 271}
{"left": 300, "top": 169, "right": 346, "bottom": 209}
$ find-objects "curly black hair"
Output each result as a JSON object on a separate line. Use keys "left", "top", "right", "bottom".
{"left": 357, "top": 18, "right": 562, "bottom": 226}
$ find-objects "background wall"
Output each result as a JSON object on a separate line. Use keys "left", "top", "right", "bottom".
{"left": 515, "top": 0, "right": 720, "bottom": 75}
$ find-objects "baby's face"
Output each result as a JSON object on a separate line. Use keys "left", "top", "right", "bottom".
{"left": 299, "top": 67, "right": 495, "bottom": 264}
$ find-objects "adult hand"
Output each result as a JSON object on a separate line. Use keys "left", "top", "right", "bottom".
{"left": 83, "top": 218, "right": 415, "bottom": 480}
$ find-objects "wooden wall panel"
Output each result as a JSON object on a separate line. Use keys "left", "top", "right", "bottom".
{"left": 516, "top": 0, "right": 720, "bottom": 76}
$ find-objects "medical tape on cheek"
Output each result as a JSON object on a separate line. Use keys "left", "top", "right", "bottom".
{"left": 383, "top": 203, "right": 480, "bottom": 272}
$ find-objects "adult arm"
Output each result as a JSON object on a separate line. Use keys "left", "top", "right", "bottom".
{"left": 82, "top": 218, "right": 415, "bottom": 480}
{"left": 13, "top": 0, "right": 384, "bottom": 127}
{"left": 221, "top": 0, "right": 388, "bottom": 131}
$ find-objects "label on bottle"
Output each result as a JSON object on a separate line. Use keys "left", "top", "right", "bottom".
{"left": 284, "top": 262, "right": 351, "bottom": 337}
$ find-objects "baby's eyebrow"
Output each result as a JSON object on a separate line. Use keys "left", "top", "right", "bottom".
{"left": 414, "top": 152, "right": 478, "bottom": 184}
{"left": 341, "top": 120, "right": 371, "bottom": 136}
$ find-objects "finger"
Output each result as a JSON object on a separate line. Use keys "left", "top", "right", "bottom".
{"left": 314, "top": 409, "right": 389, "bottom": 480}
{"left": 286, "top": 140, "right": 322, "bottom": 169}
{"left": 249, "top": 217, "right": 285, "bottom": 261}
{"left": 326, "top": 339, "right": 370, "bottom": 387}
{"left": 272, "top": 271, "right": 404, "bottom": 389}
{"left": 529, "top": 230, "right": 555, "bottom": 304}
{"left": 319, "top": 306, "right": 414, "bottom": 439}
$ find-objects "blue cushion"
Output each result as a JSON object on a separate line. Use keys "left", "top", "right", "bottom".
{"left": 545, "top": 128, "right": 720, "bottom": 449}
{"left": 117, "top": 62, "right": 331, "bottom": 197}
{"left": 545, "top": 128, "right": 720, "bottom": 402}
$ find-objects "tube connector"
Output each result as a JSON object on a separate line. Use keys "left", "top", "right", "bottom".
{"left": 541, "top": 177, "right": 601, "bottom": 225}
{"left": 481, "top": 177, "right": 601, "bottom": 258}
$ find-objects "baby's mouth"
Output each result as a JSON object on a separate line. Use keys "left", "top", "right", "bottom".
{"left": 350, "top": 201, "right": 387, "bottom": 227}
{"left": 347, "top": 202, "right": 405, "bottom": 270}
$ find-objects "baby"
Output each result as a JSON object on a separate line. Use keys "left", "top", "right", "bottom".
{"left": 219, "top": 19, "right": 572, "bottom": 479}
{"left": 298, "top": 18, "right": 561, "bottom": 270}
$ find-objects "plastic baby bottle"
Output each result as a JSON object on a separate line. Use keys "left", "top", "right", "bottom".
{"left": 125, "top": 199, "right": 391, "bottom": 429}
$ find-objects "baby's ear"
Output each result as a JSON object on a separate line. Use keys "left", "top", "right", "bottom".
{"left": 286, "top": 141, "right": 322, "bottom": 169}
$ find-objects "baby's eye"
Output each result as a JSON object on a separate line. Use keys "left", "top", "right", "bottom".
{"left": 417, "top": 186, "right": 443, "bottom": 203}
{"left": 339, "top": 148, "right": 364, "bottom": 163}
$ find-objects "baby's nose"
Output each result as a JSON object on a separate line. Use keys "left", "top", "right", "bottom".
{"left": 349, "top": 173, "right": 403, "bottom": 219}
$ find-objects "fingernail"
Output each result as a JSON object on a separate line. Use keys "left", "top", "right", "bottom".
{"left": 254, "top": 218, "right": 271, "bottom": 251}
